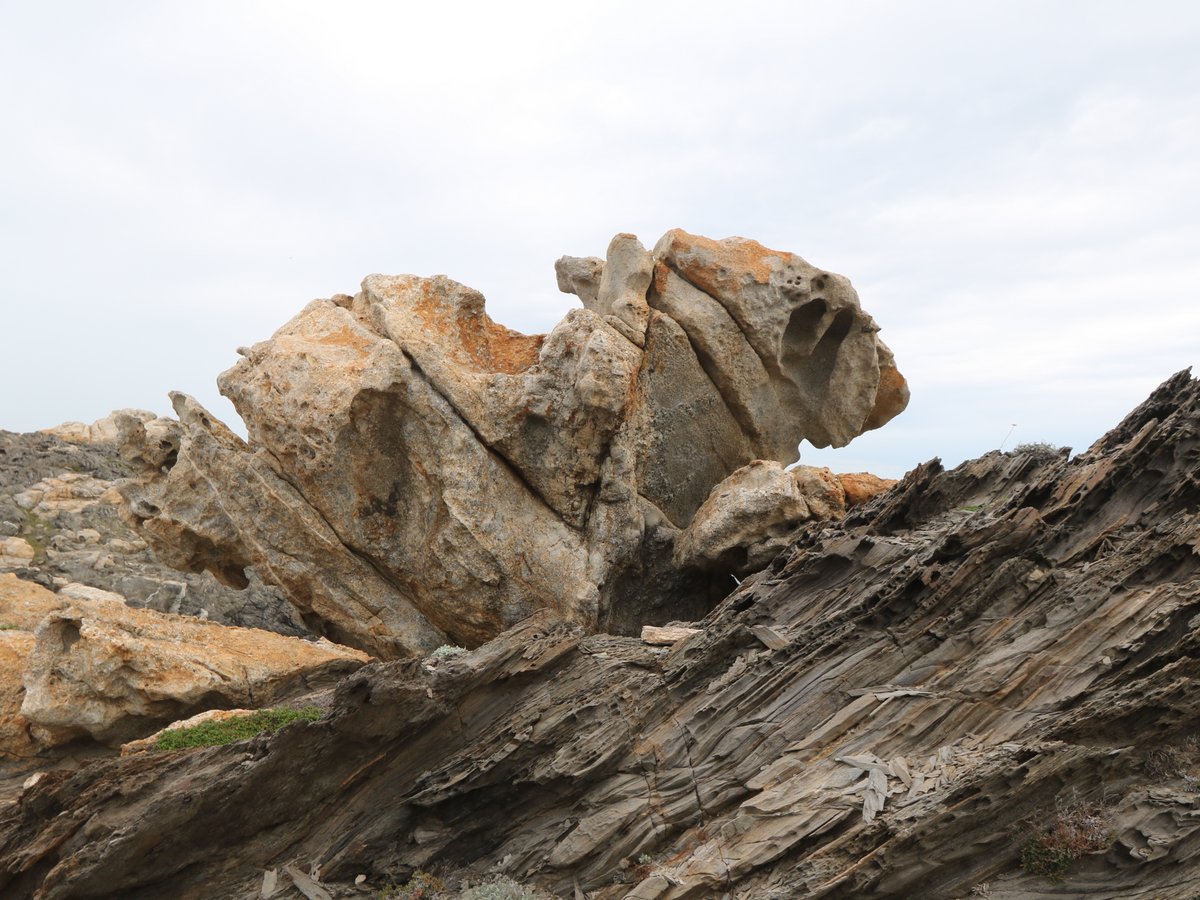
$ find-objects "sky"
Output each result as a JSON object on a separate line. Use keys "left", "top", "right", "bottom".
{"left": 2, "top": 1, "right": 1198, "bottom": 478}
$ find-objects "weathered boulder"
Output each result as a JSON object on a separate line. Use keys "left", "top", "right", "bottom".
{"left": 0, "top": 538, "right": 35, "bottom": 569}
{"left": 0, "top": 629, "right": 37, "bottom": 764}
{"left": 41, "top": 409, "right": 166, "bottom": 446}
{"left": 673, "top": 461, "right": 838, "bottom": 575}
{"left": 838, "top": 470, "right": 897, "bottom": 507}
{"left": 0, "top": 574, "right": 65, "bottom": 629}
{"left": 118, "top": 230, "right": 907, "bottom": 655}
{"left": 5, "top": 576, "right": 368, "bottom": 747}
{"left": 648, "top": 229, "right": 909, "bottom": 454}
{"left": 672, "top": 462, "right": 896, "bottom": 576}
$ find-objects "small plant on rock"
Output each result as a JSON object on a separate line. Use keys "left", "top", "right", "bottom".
{"left": 430, "top": 644, "right": 467, "bottom": 659}
{"left": 1012, "top": 441, "right": 1062, "bottom": 463}
{"left": 1020, "top": 800, "right": 1113, "bottom": 881}
{"left": 378, "top": 870, "right": 445, "bottom": 899}
{"left": 459, "top": 875, "right": 545, "bottom": 899}
{"left": 1144, "top": 734, "right": 1200, "bottom": 782}
{"left": 154, "top": 706, "right": 322, "bottom": 751}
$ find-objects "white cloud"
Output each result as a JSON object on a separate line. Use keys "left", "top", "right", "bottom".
{"left": 1, "top": 1, "right": 1197, "bottom": 482}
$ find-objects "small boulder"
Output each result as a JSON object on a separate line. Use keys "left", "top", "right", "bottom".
{"left": 8, "top": 578, "right": 369, "bottom": 746}
{"left": 839, "top": 472, "right": 898, "bottom": 507}
{"left": 674, "top": 462, "right": 893, "bottom": 577}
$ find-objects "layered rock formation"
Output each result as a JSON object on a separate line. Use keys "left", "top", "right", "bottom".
{"left": 118, "top": 230, "right": 907, "bottom": 657}
{"left": 2, "top": 370, "right": 1197, "bottom": 899}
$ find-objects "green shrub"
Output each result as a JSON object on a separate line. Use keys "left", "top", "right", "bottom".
{"left": 1020, "top": 801, "right": 1113, "bottom": 880}
{"left": 430, "top": 644, "right": 467, "bottom": 659}
{"left": 1012, "top": 441, "right": 1061, "bottom": 463}
{"left": 154, "top": 706, "right": 322, "bottom": 751}
{"left": 378, "top": 870, "right": 445, "bottom": 899}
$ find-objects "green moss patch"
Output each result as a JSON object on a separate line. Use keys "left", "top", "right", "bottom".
{"left": 154, "top": 706, "right": 322, "bottom": 751}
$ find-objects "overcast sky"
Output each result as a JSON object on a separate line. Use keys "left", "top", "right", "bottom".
{"left": 3, "top": 2, "right": 1198, "bottom": 477}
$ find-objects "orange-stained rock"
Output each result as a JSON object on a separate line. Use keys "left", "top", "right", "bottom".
{"left": 0, "top": 574, "right": 66, "bottom": 629}
{"left": 9, "top": 577, "right": 368, "bottom": 746}
{"left": 0, "top": 630, "right": 37, "bottom": 765}
{"left": 839, "top": 472, "right": 899, "bottom": 507}
{"left": 650, "top": 229, "right": 909, "bottom": 450}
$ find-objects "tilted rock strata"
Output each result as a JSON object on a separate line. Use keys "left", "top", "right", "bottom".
{"left": 120, "top": 230, "right": 906, "bottom": 655}
{"left": 4, "top": 371, "right": 1198, "bottom": 899}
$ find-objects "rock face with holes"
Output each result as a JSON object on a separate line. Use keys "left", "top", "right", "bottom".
{"left": 117, "top": 230, "right": 907, "bottom": 658}
{"left": 1, "top": 371, "right": 1198, "bottom": 899}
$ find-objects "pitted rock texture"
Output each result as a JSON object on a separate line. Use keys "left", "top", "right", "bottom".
{"left": 1, "top": 370, "right": 1197, "bottom": 900}
{"left": 119, "top": 230, "right": 906, "bottom": 656}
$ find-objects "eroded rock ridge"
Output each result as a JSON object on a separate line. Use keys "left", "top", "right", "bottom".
{"left": 2, "top": 371, "right": 1196, "bottom": 899}
{"left": 119, "top": 230, "right": 907, "bottom": 656}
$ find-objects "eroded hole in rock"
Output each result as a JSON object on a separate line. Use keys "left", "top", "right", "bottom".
{"left": 51, "top": 617, "right": 82, "bottom": 652}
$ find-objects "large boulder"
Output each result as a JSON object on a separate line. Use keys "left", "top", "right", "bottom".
{"left": 119, "top": 230, "right": 908, "bottom": 656}
{"left": 673, "top": 461, "right": 896, "bottom": 576}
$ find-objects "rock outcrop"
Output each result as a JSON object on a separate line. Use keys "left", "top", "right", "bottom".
{"left": 119, "top": 230, "right": 907, "bottom": 656}
{"left": 0, "top": 427, "right": 311, "bottom": 636}
{"left": 672, "top": 461, "right": 894, "bottom": 576}
{"left": 1, "top": 370, "right": 1197, "bottom": 900}
{"left": 40, "top": 409, "right": 169, "bottom": 448}
{"left": 0, "top": 573, "right": 368, "bottom": 754}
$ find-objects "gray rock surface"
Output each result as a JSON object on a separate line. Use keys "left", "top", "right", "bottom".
{"left": 0, "top": 427, "right": 311, "bottom": 637}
